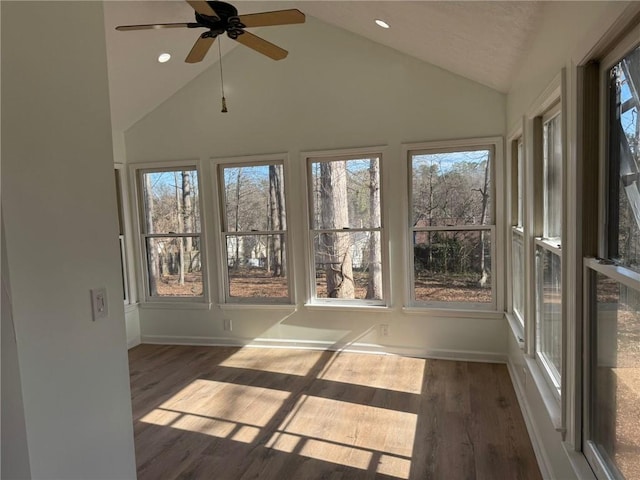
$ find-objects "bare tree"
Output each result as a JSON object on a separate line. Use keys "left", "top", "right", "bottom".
{"left": 367, "top": 159, "right": 382, "bottom": 299}
{"left": 269, "top": 165, "right": 285, "bottom": 276}
{"left": 144, "top": 173, "right": 159, "bottom": 296}
{"left": 320, "top": 161, "right": 355, "bottom": 298}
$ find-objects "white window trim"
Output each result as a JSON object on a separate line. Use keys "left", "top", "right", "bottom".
{"left": 115, "top": 163, "right": 137, "bottom": 305}
{"left": 130, "top": 160, "right": 210, "bottom": 304}
{"left": 402, "top": 136, "right": 504, "bottom": 312}
{"left": 211, "top": 153, "right": 295, "bottom": 306}
{"left": 301, "top": 146, "right": 390, "bottom": 308}
{"left": 524, "top": 71, "right": 568, "bottom": 430}
{"left": 507, "top": 121, "right": 526, "bottom": 339}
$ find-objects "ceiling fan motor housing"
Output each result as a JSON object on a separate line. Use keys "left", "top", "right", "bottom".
{"left": 195, "top": 1, "right": 245, "bottom": 38}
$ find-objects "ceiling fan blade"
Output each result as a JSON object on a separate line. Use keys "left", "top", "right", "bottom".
{"left": 186, "top": 0, "right": 218, "bottom": 17}
{"left": 116, "top": 23, "right": 193, "bottom": 31}
{"left": 239, "top": 9, "right": 305, "bottom": 28}
{"left": 234, "top": 31, "right": 288, "bottom": 60}
{"left": 185, "top": 34, "right": 216, "bottom": 63}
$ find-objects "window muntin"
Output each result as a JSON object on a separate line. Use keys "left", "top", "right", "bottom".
{"left": 219, "top": 162, "right": 290, "bottom": 303}
{"left": 308, "top": 155, "right": 384, "bottom": 303}
{"left": 512, "top": 229, "right": 525, "bottom": 323}
{"left": 138, "top": 167, "right": 204, "bottom": 300}
{"left": 409, "top": 145, "right": 494, "bottom": 307}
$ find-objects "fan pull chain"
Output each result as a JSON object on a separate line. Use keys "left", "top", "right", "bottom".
{"left": 218, "top": 40, "right": 228, "bottom": 113}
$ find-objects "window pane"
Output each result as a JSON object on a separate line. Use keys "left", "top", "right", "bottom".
{"left": 411, "top": 149, "right": 492, "bottom": 227}
{"left": 225, "top": 234, "right": 289, "bottom": 300}
{"left": 609, "top": 46, "right": 640, "bottom": 273}
{"left": 517, "top": 140, "right": 524, "bottom": 228}
{"left": 313, "top": 231, "right": 383, "bottom": 300}
{"left": 536, "top": 246, "right": 562, "bottom": 388}
{"left": 141, "top": 169, "right": 200, "bottom": 234}
{"left": 513, "top": 231, "right": 525, "bottom": 322}
{"left": 543, "top": 115, "right": 562, "bottom": 240}
{"left": 222, "top": 164, "right": 286, "bottom": 233}
{"left": 413, "top": 230, "right": 492, "bottom": 303}
{"left": 146, "top": 236, "right": 203, "bottom": 297}
{"left": 591, "top": 273, "right": 640, "bottom": 479}
{"left": 310, "top": 157, "right": 381, "bottom": 230}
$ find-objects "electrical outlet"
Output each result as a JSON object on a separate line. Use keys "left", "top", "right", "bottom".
{"left": 90, "top": 287, "right": 108, "bottom": 321}
{"left": 379, "top": 324, "right": 389, "bottom": 337}
{"left": 223, "top": 318, "right": 232, "bottom": 331}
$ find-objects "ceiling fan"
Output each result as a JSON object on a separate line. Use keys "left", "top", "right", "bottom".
{"left": 116, "top": 0, "right": 305, "bottom": 63}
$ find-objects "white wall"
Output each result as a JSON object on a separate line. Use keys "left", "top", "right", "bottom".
{"left": 2, "top": 214, "right": 32, "bottom": 479}
{"left": 125, "top": 17, "right": 507, "bottom": 360}
{"left": 1, "top": 2, "right": 137, "bottom": 478}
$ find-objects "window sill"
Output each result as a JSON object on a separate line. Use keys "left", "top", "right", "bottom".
{"left": 139, "top": 302, "right": 212, "bottom": 310}
{"left": 524, "top": 355, "right": 563, "bottom": 432}
{"left": 505, "top": 312, "right": 525, "bottom": 349}
{"left": 402, "top": 307, "right": 504, "bottom": 320}
{"left": 219, "top": 303, "right": 297, "bottom": 312}
{"left": 304, "top": 302, "right": 389, "bottom": 313}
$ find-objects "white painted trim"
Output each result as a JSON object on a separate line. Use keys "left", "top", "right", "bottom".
{"left": 304, "top": 303, "right": 390, "bottom": 313}
{"left": 219, "top": 303, "right": 296, "bottom": 311}
{"left": 139, "top": 302, "right": 212, "bottom": 310}
{"left": 139, "top": 335, "right": 507, "bottom": 363}
{"left": 527, "top": 72, "right": 562, "bottom": 119}
{"left": 507, "top": 359, "right": 554, "bottom": 480}
{"left": 127, "top": 336, "right": 141, "bottom": 350}
{"left": 401, "top": 307, "right": 504, "bottom": 320}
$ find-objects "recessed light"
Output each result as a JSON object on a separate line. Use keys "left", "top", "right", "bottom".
{"left": 157, "top": 52, "right": 171, "bottom": 63}
{"left": 375, "top": 19, "right": 390, "bottom": 29}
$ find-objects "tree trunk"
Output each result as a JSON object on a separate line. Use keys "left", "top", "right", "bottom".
{"left": 234, "top": 168, "right": 242, "bottom": 270}
{"left": 478, "top": 159, "right": 490, "bottom": 287}
{"left": 320, "top": 162, "right": 354, "bottom": 298}
{"left": 366, "top": 159, "right": 382, "bottom": 299}
{"left": 144, "top": 174, "right": 159, "bottom": 296}
{"left": 182, "top": 171, "right": 193, "bottom": 270}
{"left": 174, "top": 172, "right": 185, "bottom": 285}
{"left": 269, "top": 165, "right": 282, "bottom": 276}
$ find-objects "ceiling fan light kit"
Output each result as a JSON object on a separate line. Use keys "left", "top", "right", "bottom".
{"left": 116, "top": 0, "right": 305, "bottom": 63}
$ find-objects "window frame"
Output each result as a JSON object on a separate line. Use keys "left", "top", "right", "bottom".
{"left": 114, "top": 165, "right": 132, "bottom": 305}
{"left": 404, "top": 137, "right": 502, "bottom": 311}
{"left": 214, "top": 155, "right": 294, "bottom": 305}
{"left": 507, "top": 128, "right": 526, "bottom": 333}
{"left": 132, "top": 161, "right": 209, "bottom": 304}
{"left": 302, "top": 146, "right": 389, "bottom": 308}
{"left": 583, "top": 23, "right": 640, "bottom": 480}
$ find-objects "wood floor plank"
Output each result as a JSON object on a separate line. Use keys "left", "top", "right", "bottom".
{"left": 129, "top": 345, "right": 542, "bottom": 480}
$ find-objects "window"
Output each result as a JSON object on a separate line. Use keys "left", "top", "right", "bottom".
{"left": 218, "top": 161, "right": 290, "bottom": 303}
{"left": 136, "top": 165, "right": 205, "bottom": 301}
{"left": 306, "top": 152, "right": 385, "bottom": 304}
{"left": 511, "top": 137, "right": 525, "bottom": 326}
{"left": 584, "top": 37, "right": 640, "bottom": 480}
{"left": 534, "top": 104, "right": 563, "bottom": 396}
{"left": 408, "top": 140, "right": 496, "bottom": 308}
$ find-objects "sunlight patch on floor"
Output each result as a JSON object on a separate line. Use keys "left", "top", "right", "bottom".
{"left": 218, "top": 347, "right": 324, "bottom": 376}
{"left": 317, "top": 354, "right": 425, "bottom": 394}
{"left": 266, "top": 394, "right": 417, "bottom": 479}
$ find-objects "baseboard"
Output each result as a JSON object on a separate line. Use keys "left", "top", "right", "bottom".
{"left": 127, "top": 336, "right": 141, "bottom": 350}
{"left": 140, "top": 335, "right": 506, "bottom": 363}
{"left": 507, "top": 359, "right": 553, "bottom": 479}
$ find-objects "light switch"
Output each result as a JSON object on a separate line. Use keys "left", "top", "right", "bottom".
{"left": 90, "top": 287, "right": 108, "bottom": 321}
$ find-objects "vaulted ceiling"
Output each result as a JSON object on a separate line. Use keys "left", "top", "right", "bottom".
{"left": 104, "top": 1, "right": 545, "bottom": 132}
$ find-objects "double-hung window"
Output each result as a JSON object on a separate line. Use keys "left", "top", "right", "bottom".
{"left": 408, "top": 139, "right": 497, "bottom": 308}
{"left": 136, "top": 165, "right": 205, "bottom": 301}
{"left": 535, "top": 104, "right": 563, "bottom": 396}
{"left": 511, "top": 136, "right": 526, "bottom": 326}
{"left": 218, "top": 160, "right": 291, "bottom": 303}
{"left": 115, "top": 167, "right": 130, "bottom": 304}
{"left": 306, "top": 152, "right": 385, "bottom": 305}
{"left": 584, "top": 33, "right": 640, "bottom": 480}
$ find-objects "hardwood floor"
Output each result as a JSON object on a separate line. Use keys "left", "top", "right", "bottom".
{"left": 129, "top": 345, "right": 542, "bottom": 480}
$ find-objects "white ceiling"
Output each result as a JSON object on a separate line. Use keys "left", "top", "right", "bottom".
{"left": 104, "top": 1, "right": 545, "bottom": 132}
